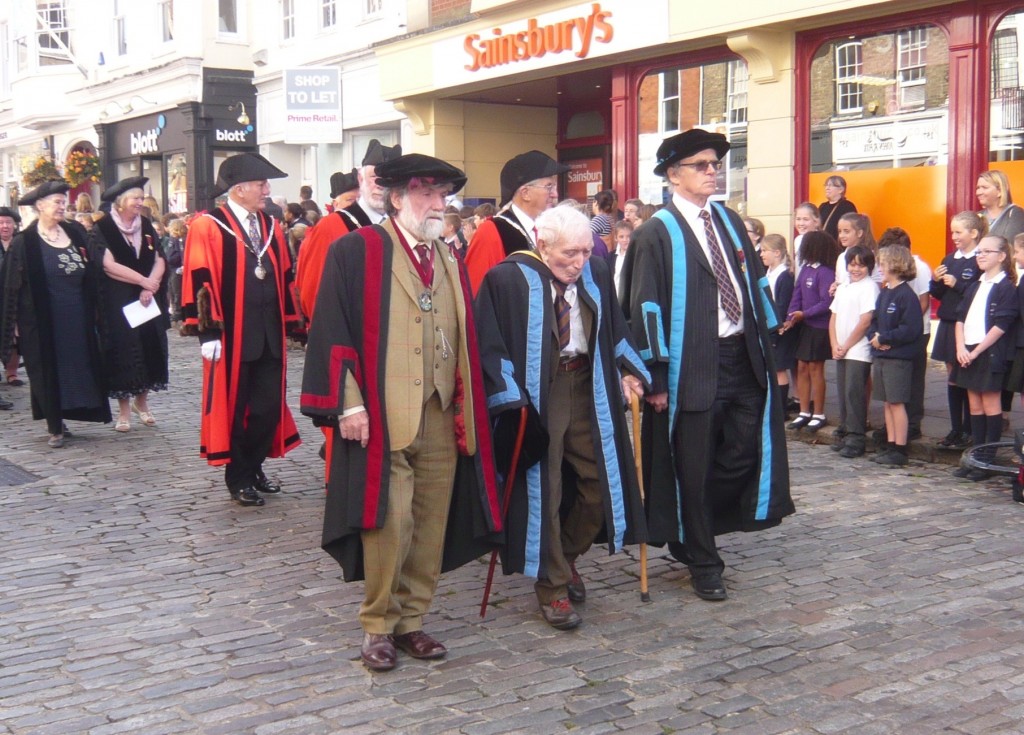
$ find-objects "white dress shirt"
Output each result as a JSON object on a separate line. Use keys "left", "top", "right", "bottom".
{"left": 963, "top": 270, "right": 1006, "bottom": 345}
{"left": 551, "top": 281, "right": 588, "bottom": 357}
{"left": 357, "top": 196, "right": 386, "bottom": 225}
{"left": 672, "top": 193, "right": 744, "bottom": 337}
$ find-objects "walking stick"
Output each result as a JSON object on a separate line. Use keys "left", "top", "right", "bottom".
{"left": 630, "top": 393, "right": 651, "bottom": 602}
{"left": 479, "top": 405, "right": 528, "bottom": 618}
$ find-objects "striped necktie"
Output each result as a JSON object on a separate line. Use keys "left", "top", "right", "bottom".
{"left": 699, "top": 210, "right": 742, "bottom": 323}
{"left": 247, "top": 213, "right": 260, "bottom": 247}
{"left": 553, "top": 280, "right": 570, "bottom": 350}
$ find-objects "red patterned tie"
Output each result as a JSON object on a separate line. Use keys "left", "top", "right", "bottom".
{"left": 553, "top": 281, "right": 570, "bottom": 350}
{"left": 415, "top": 243, "right": 433, "bottom": 285}
{"left": 699, "top": 210, "right": 742, "bottom": 323}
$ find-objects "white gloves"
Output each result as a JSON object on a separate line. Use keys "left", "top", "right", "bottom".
{"left": 201, "top": 341, "right": 222, "bottom": 362}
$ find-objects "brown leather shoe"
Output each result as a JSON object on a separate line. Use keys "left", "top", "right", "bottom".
{"left": 360, "top": 633, "right": 397, "bottom": 671}
{"left": 540, "top": 598, "right": 582, "bottom": 630}
{"left": 567, "top": 562, "right": 586, "bottom": 602}
{"left": 393, "top": 630, "right": 447, "bottom": 660}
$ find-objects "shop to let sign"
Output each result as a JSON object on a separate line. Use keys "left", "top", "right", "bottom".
{"left": 284, "top": 68, "right": 341, "bottom": 144}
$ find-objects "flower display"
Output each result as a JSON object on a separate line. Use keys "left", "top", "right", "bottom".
{"left": 22, "top": 154, "right": 63, "bottom": 187}
{"left": 65, "top": 150, "right": 102, "bottom": 188}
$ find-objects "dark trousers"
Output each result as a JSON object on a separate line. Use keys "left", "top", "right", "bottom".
{"left": 671, "top": 336, "right": 765, "bottom": 575}
{"left": 224, "top": 346, "right": 283, "bottom": 491}
{"left": 535, "top": 363, "right": 604, "bottom": 605}
{"left": 836, "top": 359, "right": 871, "bottom": 437}
{"left": 908, "top": 332, "right": 929, "bottom": 434}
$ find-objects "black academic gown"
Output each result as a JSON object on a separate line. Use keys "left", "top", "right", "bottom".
{"left": 474, "top": 252, "right": 650, "bottom": 578}
{"left": 621, "top": 201, "right": 794, "bottom": 545}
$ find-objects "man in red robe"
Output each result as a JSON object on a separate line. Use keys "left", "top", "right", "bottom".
{"left": 181, "top": 153, "right": 301, "bottom": 506}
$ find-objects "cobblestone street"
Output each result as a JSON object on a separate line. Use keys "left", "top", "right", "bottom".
{"left": 2, "top": 333, "right": 1023, "bottom": 735}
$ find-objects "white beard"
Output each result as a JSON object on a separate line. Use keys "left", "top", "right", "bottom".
{"left": 397, "top": 208, "right": 444, "bottom": 242}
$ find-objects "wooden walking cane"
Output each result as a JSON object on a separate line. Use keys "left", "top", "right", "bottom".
{"left": 630, "top": 393, "right": 651, "bottom": 602}
{"left": 479, "top": 405, "right": 528, "bottom": 618}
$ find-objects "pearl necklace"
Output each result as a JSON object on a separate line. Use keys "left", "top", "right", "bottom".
{"left": 39, "top": 227, "right": 64, "bottom": 243}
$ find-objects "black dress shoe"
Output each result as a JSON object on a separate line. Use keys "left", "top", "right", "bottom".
{"left": 253, "top": 471, "right": 281, "bottom": 494}
{"left": 691, "top": 573, "right": 727, "bottom": 601}
{"left": 229, "top": 486, "right": 265, "bottom": 506}
{"left": 361, "top": 633, "right": 397, "bottom": 671}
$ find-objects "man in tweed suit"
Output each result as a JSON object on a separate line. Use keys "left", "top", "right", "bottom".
{"left": 622, "top": 129, "right": 793, "bottom": 602}
{"left": 300, "top": 154, "right": 501, "bottom": 673}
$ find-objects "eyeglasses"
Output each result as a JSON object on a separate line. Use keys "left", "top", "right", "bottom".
{"left": 676, "top": 159, "right": 723, "bottom": 172}
{"left": 975, "top": 249, "right": 1003, "bottom": 256}
{"left": 525, "top": 183, "right": 558, "bottom": 192}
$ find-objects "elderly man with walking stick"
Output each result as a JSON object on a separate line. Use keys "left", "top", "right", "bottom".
{"left": 475, "top": 205, "right": 650, "bottom": 630}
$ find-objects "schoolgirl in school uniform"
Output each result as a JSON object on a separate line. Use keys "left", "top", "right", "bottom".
{"left": 931, "top": 211, "right": 986, "bottom": 448}
{"left": 783, "top": 231, "right": 842, "bottom": 431}
{"left": 951, "top": 235, "right": 1019, "bottom": 481}
{"left": 833, "top": 213, "right": 881, "bottom": 289}
{"left": 761, "top": 233, "right": 797, "bottom": 412}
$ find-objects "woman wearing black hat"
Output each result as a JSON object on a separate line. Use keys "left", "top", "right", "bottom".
{"left": 91, "top": 177, "right": 168, "bottom": 432}
{"left": 0, "top": 181, "right": 111, "bottom": 447}
{"left": 0, "top": 206, "right": 23, "bottom": 390}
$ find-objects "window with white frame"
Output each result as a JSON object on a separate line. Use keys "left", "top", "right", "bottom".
{"left": 113, "top": 0, "right": 127, "bottom": 56}
{"left": 37, "top": 0, "right": 71, "bottom": 59}
{"left": 321, "top": 0, "right": 337, "bottom": 29}
{"left": 897, "top": 27, "right": 927, "bottom": 109}
{"left": 660, "top": 70, "right": 680, "bottom": 134}
{"left": 218, "top": 0, "right": 238, "bottom": 34}
{"left": 835, "top": 41, "right": 863, "bottom": 114}
{"left": 727, "top": 60, "right": 748, "bottom": 125}
{"left": 160, "top": 0, "right": 174, "bottom": 43}
{"left": 0, "top": 23, "right": 9, "bottom": 97}
{"left": 365, "top": 0, "right": 384, "bottom": 17}
{"left": 281, "top": 0, "right": 295, "bottom": 40}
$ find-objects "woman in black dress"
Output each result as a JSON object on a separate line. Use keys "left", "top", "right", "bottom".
{"left": 0, "top": 181, "right": 111, "bottom": 447}
{"left": 91, "top": 176, "right": 169, "bottom": 432}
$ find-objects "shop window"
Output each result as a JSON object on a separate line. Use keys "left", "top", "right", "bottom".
{"left": 282, "top": 0, "right": 295, "bottom": 40}
{"left": 218, "top": 0, "right": 238, "bottom": 34}
{"left": 160, "top": 0, "right": 174, "bottom": 43}
{"left": 637, "top": 59, "right": 749, "bottom": 212}
{"left": 321, "top": 0, "right": 337, "bottom": 29}
{"left": 897, "top": 27, "right": 928, "bottom": 110}
{"left": 835, "top": 42, "right": 863, "bottom": 114}
{"left": 808, "top": 24, "right": 948, "bottom": 172}
{"left": 167, "top": 154, "right": 188, "bottom": 214}
{"left": 990, "top": 10, "right": 1024, "bottom": 162}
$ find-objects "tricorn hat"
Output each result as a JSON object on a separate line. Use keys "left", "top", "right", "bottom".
{"left": 0, "top": 206, "right": 22, "bottom": 224}
{"left": 499, "top": 150, "right": 569, "bottom": 207}
{"left": 374, "top": 154, "right": 467, "bottom": 194}
{"left": 19, "top": 180, "right": 70, "bottom": 206}
{"left": 329, "top": 169, "right": 360, "bottom": 199}
{"left": 361, "top": 139, "right": 402, "bottom": 167}
{"left": 213, "top": 153, "right": 287, "bottom": 197}
{"left": 653, "top": 129, "right": 731, "bottom": 177}
{"left": 101, "top": 176, "right": 149, "bottom": 203}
